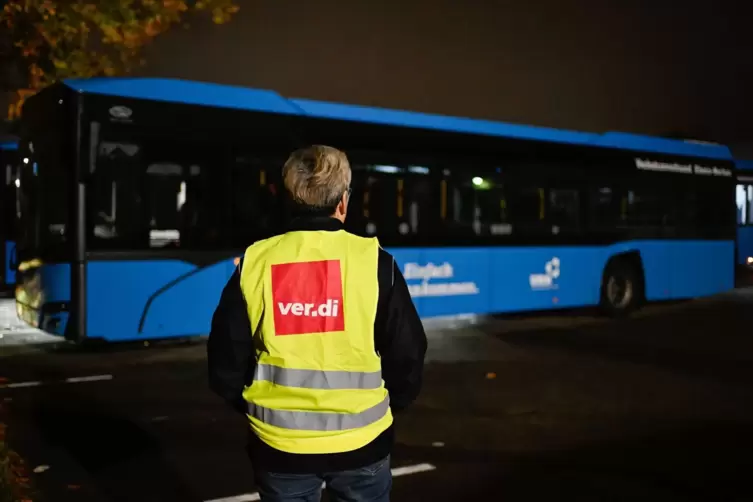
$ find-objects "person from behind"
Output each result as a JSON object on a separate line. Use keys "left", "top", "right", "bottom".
{"left": 207, "top": 145, "right": 427, "bottom": 502}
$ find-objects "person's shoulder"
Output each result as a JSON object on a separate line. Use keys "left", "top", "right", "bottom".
{"left": 339, "top": 230, "right": 386, "bottom": 256}
{"left": 376, "top": 248, "right": 397, "bottom": 287}
{"left": 338, "top": 231, "right": 396, "bottom": 283}
{"left": 340, "top": 229, "right": 378, "bottom": 243}
{"left": 244, "top": 233, "right": 287, "bottom": 253}
{"left": 238, "top": 234, "right": 287, "bottom": 271}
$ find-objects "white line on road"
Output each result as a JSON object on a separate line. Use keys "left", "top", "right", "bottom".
{"left": 65, "top": 375, "right": 114, "bottom": 383}
{"left": 1, "top": 381, "right": 41, "bottom": 389}
{"left": 207, "top": 494, "right": 260, "bottom": 502}
{"left": 0, "top": 374, "right": 114, "bottom": 389}
{"left": 205, "top": 463, "right": 436, "bottom": 502}
{"left": 390, "top": 463, "right": 436, "bottom": 476}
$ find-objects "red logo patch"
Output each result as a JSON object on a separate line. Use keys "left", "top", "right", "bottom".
{"left": 271, "top": 260, "right": 345, "bottom": 336}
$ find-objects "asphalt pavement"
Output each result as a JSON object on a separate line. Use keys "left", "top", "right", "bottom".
{"left": 1, "top": 291, "right": 753, "bottom": 501}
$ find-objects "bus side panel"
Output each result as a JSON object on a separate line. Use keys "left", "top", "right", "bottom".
{"left": 137, "top": 260, "right": 236, "bottom": 339}
{"left": 498, "top": 246, "right": 606, "bottom": 311}
{"left": 388, "top": 247, "right": 492, "bottom": 318}
{"left": 87, "top": 260, "right": 228, "bottom": 341}
{"left": 389, "top": 241, "right": 734, "bottom": 319}
{"left": 77, "top": 240, "right": 734, "bottom": 341}
{"left": 666, "top": 240, "right": 734, "bottom": 298}
{"left": 738, "top": 226, "right": 753, "bottom": 266}
{"left": 389, "top": 246, "right": 606, "bottom": 318}
{"left": 608, "top": 240, "right": 732, "bottom": 301}
{"left": 4, "top": 241, "right": 16, "bottom": 286}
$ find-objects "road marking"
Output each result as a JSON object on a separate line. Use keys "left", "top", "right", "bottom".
{"left": 65, "top": 375, "right": 113, "bottom": 383}
{"left": 1, "top": 381, "right": 41, "bottom": 389}
{"left": 207, "top": 494, "right": 260, "bottom": 502}
{"left": 205, "top": 463, "right": 436, "bottom": 502}
{"left": 0, "top": 374, "right": 114, "bottom": 389}
{"left": 389, "top": 463, "right": 436, "bottom": 476}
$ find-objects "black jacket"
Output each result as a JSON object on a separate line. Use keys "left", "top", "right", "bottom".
{"left": 207, "top": 216, "right": 427, "bottom": 473}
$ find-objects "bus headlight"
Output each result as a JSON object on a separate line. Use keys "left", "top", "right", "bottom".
{"left": 747, "top": 257, "right": 753, "bottom": 266}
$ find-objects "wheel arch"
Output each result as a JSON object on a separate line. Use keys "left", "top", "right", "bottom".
{"left": 600, "top": 250, "right": 646, "bottom": 315}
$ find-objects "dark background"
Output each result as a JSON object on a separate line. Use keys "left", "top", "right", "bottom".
{"left": 2, "top": 0, "right": 751, "bottom": 153}
{"left": 136, "top": 0, "right": 752, "bottom": 151}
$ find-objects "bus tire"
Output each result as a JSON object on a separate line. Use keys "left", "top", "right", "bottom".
{"left": 600, "top": 257, "right": 644, "bottom": 317}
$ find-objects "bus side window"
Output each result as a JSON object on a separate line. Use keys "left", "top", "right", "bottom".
{"left": 90, "top": 141, "right": 146, "bottom": 248}
{"left": 736, "top": 184, "right": 746, "bottom": 225}
{"left": 675, "top": 189, "right": 699, "bottom": 233}
{"left": 588, "top": 186, "right": 619, "bottom": 230}
{"left": 88, "top": 137, "right": 232, "bottom": 251}
{"left": 347, "top": 163, "right": 439, "bottom": 243}
{"left": 230, "top": 154, "right": 285, "bottom": 247}
{"left": 624, "top": 188, "right": 664, "bottom": 228}
{"left": 442, "top": 169, "right": 508, "bottom": 238}
{"left": 347, "top": 165, "right": 399, "bottom": 240}
{"left": 548, "top": 188, "right": 581, "bottom": 233}
{"left": 143, "top": 146, "right": 226, "bottom": 250}
{"left": 507, "top": 183, "right": 546, "bottom": 233}
{"left": 694, "top": 181, "right": 730, "bottom": 236}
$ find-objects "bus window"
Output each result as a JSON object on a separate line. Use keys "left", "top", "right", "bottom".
{"left": 624, "top": 188, "right": 665, "bottom": 227}
{"left": 90, "top": 141, "right": 142, "bottom": 247}
{"left": 404, "top": 173, "right": 436, "bottom": 237}
{"left": 443, "top": 170, "right": 509, "bottom": 238}
{"left": 88, "top": 134, "right": 229, "bottom": 250}
{"left": 508, "top": 184, "right": 546, "bottom": 231}
{"left": 737, "top": 184, "right": 747, "bottom": 225}
{"left": 694, "top": 181, "right": 731, "bottom": 237}
{"left": 15, "top": 133, "right": 69, "bottom": 259}
{"left": 748, "top": 185, "right": 753, "bottom": 225}
{"left": 347, "top": 164, "right": 437, "bottom": 242}
{"left": 229, "top": 154, "right": 286, "bottom": 247}
{"left": 548, "top": 188, "right": 581, "bottom": 233}
{"left": 588, "top": 186, "right": 620, "bottom": 230}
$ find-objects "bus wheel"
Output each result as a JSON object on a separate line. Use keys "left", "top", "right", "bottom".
{"left": 600, "top": 258, "right": 643, "bottom": 317}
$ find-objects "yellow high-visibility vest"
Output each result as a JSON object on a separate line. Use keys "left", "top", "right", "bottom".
{"left": 239, "top": 228, "right": 393, "bottom": 454}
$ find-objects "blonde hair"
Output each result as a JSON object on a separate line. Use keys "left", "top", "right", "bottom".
{"left": 282, "top": 145, "right": 352, "bottom": 211}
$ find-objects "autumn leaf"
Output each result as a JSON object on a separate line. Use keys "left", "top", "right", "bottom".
{"left": 1, "top": 0, "right": 241, "bottom": 119}
{"left": 1, "top": 421, "right": 38, "bottom": 502}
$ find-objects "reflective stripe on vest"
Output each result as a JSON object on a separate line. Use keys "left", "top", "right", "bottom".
{"left": 248, "top": 394, "right": 390, "bottom": 431}
{"left": 254, "top": 363, "right": 383, "bottom": 390}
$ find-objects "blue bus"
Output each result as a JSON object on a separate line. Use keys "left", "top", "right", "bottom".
{"left": 13, "top": 78, "right": 736, "bottom": 343}
{"left": 735, "top": 159, "right": 753, "bottom": 271}
{"left": 0, "top": 138, "right": 19, "bottom": 296}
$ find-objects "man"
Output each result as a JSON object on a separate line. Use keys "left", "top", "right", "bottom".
{"left": 207, "top": 145, "right": 427, "bottom": 502}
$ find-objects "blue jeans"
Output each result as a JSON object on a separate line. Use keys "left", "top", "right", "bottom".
{"left": 254, "top": 455, "right": 392, "bottom": 502}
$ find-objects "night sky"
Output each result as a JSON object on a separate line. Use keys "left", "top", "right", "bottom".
{"left": 137, "top": 0, "right": 749, "bottom": 149}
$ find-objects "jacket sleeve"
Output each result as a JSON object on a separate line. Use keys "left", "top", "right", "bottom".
{"left": 207, "top": 262, "right": 256, "bottom": 415}
{"left": 374, "top": 251, "right": 428, "bottom": 413}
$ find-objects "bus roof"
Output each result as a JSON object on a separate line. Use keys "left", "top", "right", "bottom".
{"left": 63, "top": 77, "right": 733, "bottom": 161}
